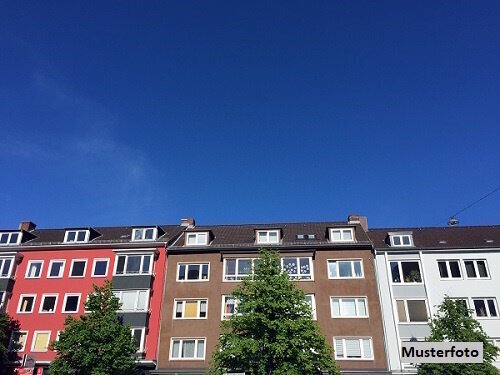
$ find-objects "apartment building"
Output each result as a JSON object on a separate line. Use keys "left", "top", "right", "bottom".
{"left": 155, "top": 216, "right": 388, "bottom": 374}
{"left": 369, "top": 226, "right": 500, "bottom": 373}
{"left": 0, "top": 221, "right": 183, "bottom": 374}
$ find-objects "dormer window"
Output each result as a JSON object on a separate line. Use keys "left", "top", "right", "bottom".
{"left": 132, "top": 228, "right": 157, "bottom": 241}
{"left": 389, "top": 233, "right": 413, "bottom": 247}
{"left": 256, "top": 230, "right": 280, "bottom": 244}
{"left": 64, "top": 230, "right": 90, "bottom": 243}
{"left": 0, "top": 232, "right": 22, "bottom": 246}
{"left": 186, "top": 232, "right": 209, "bottom": 246}
{"left": 329, "top": 228, "right": 354, "bottom": 242}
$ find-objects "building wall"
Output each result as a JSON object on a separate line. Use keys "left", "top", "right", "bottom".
{"left": 157, "top": 248, "right": 387, "bottom": 372}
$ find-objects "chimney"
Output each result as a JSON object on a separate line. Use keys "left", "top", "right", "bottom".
{"left": 348, "top": 215, "right": 368, "bottom": 232}
{"left": 181, "top": 218, "right": 195, "bottom": 228}
{"left": 19, "top": 221, "right": 37, "bottom": 231}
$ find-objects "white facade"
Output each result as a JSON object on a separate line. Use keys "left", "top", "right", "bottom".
{"left": 374, "top": 234, "right": 500, "bottom": 373}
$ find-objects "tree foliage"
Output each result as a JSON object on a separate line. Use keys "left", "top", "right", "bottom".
{"left": 418, "top": 296, "right": 499, "bottom": 375}
{"left": 50, "top": 281, "right": 136, "bottom": 375}
{"left": 0, "top": 311, "right": 21, "bottom": 375}
{"left": 210, "top": 249, "right": 340, "bottom": 375}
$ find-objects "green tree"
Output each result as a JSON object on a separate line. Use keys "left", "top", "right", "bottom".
{"left": 0, "top": 311, "right": 21, "bottom": 375}
{"left": 50, "top": 281, "right": 136, "bottom": 375}
{"left": 418, "top": 296, "right": 499, "bottom": 375}
{"left": 210, "top": 249, "right": 340, "bottom": 375}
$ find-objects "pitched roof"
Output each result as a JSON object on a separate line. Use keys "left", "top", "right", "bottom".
{"left": 5, "top": 225, "right": 185, "bottom": 247}
{"left": 368, "top": 225, "right": 500, "bottom": 250}
{"left": 171, "top": 221, "right": 371, "bottom": 248}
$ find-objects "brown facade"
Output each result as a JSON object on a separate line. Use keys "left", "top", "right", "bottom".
{"left": 156, "top": 222, "right": 388, "bottom": 373}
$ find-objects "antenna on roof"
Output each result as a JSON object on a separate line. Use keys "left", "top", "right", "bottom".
{"left": 446, "top": 186, "right": 500, "bottom": 226}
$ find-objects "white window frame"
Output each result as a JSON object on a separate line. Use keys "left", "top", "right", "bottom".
{"left": 389, "top": 260, "right": 423, "bottom": 284}
{"left": 31, "top": 331, "right": 51, "bottom": 352}
{"left": 173, "top": 299, "right": 208, "bottom": 319}
{"left": 169, "top": 337, "right": 206, "bottom": 360}
{"left": 0, "top": 256, "right": 15, "bottom": 278}
{"left": 327, "top": 259, "right": 364, "bottom": 279}
{"left": 437, "top": 260, "right": 463, "bottom": 280}
{"left": 463, "top": 259, "right": 490, "bottom": 279}
{"left": 63, "top": 230, "right": 90, "bottom": 243}
{"left": 395, "top": 298, "right": 429, "bottom": 323}
{"left": 39, "top": 294, "right": 59, "bottom": 314}
{"left": 113, "top": 290, "right": 150, "bottom": 312}
{"left": 472, "top": 298, "right": 498, "bottom": 319}
{"left": 329, "top": 228, "right": 355, "bottom": 242}
{"left": 0, "top": 232, "right": 22, "bottom": 246}
{"left": 305, "top": 294, "right": 317, "bottom": 320}
{"left": 256, "top": 230, "right": 280, "bottom": 244}
{"left": 91, "top": 258, "right": 110, "bottom": 277}
{"left": 131, "top": 327, "right": 146, "bottom": 353}
{"left": 185, "top": 232, "right": 209, "bottom": 246}
{"left": 223, "top": 258, "right": 258, "bottom": 282}
{"left": 113, "top": 253, "right": 154, "bottom": 276}
{"left": 17, "top": 294, "right": 37, "bottom": 314}
{"left": 334, "top": 337, "right": 374, "bottom": 360}
{"left": 389, "top": 234, "right": 414, "bottom": 247}
{"left": 69, "top": 259, "right": 88, "bottom": 278}
{"left": 176, "top": 262, "right": 210, "bottom": 282}
{"left": 47, "top": 259, "right": 66, "bottom": 278}
{"left": 132, "top": 228, "right": 157, "bottom": 242}
{"left": 221, "top": 295, "right": 241, "bottom": 320}
{"left": 281, "top": 257, "right": 314, "bottom": 281}
{"left": 9, "top": 330, "right": 28, "bottom": 352}
{"left": 25, "top": 260, "right": 44, "bottom": 279}
{"left": 62, "top": 293, "right": 81, "bottom": 313}
{"left": 330, "top": 297, "right": 369, "bottom": 318}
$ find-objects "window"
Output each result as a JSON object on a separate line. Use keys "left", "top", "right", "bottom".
{"left": 62, "top": 294, "right": 81, "bottom": 313}
{"left": 396, "top": 299, "right": 428, "bottom": 322}
{"left": 329, "top": 228, "right": 354, "bottom": 242}
{"left": 282, "top": 257, "right": 313, "bottom": 280}
{"left": 389, "top": 234, "right": 413, "bottom": 247}
{"left": 92, "top": 258, "right": 109, "bottom": 277}
{"left": 256, "top": 230, "right": 280, "bottom": 244}
{"left": 31, "top": 331, "right": 51, "bottom": 352}
{"left": 47, "top": 260, "right": 65, "bottom": 278}
{"left": 224, "top": 258, "right": 257, "bottom": 281}
{"left": 132, "top": 328, "right": 146, "bottom": 353}
{"left": 222, "top": 296, "right": 241, "bottom": 320}
{"left": 25, "top": 260, "right": 43, "bottom": 278}
{"left": 305, "top": 294, "right": 317, "bottom": 320}
{"left": 390, "top": 261, "right": 422, "bottom": 283}
{"left": 334, "top": 338, "right": 373, "bottom": 360}
{"left": 186, "top": 232, "right": 209, "bottom": 246}
{"left": 64, "top": 230, "right": 90, "bottom": 243}
{"left": 331, "top": 297, "right": 368, "bottom": 318}
{"left": 177, "top": 263, "right": 209, "bottom": 281}
{"left": 328, "top": 260, "right": 363, "bottom": 278}
{"left": 0, "top": 257, "right": 14, "bottom": 277}
{"left": 464, "top": 260, "right": 489, "bottom": 279}
{"left": 9, "top": 331, "right": 28, "bottom": 352}
{"left": 69, "top": 259, "right": 87, "bottom": 277}
{"left": 170, "top": 338, "right": 206, "bottom": 360}
{"left": 39, "top": 294, "right": 58, "bottom": 313}
{"left": 174, "top": 299, "right": 208, "bottom": 319}
{"left": 132, "top": 228, "right": 157, "bottom": 241}
{"left": 473, "top": 298, "right": 498, "bottom": 318}
{"left": 0, "top": 232, "right": 21, "bottom": 246}
{"left": 113, "top": 290, "right": 149, "bottom": 312}
{"left": 0, "top": 291, "right": 5, "bottom": 309}
{"left": 17, "top": 295, "right": 36, "bottom": 313}
{"left": 115, "top": 254, "right": 153, "bottom": 275}
{"left": 437, "top": 260, "right": 462, "bottom": 279}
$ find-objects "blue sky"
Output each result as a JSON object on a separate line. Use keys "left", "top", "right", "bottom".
{"left": 1, "top": 1, "right": 499, "bottom": 229}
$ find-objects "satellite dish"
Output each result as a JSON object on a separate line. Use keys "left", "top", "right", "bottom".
{"left": 448, "top": 217, "right": 459, "bottom": 226}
